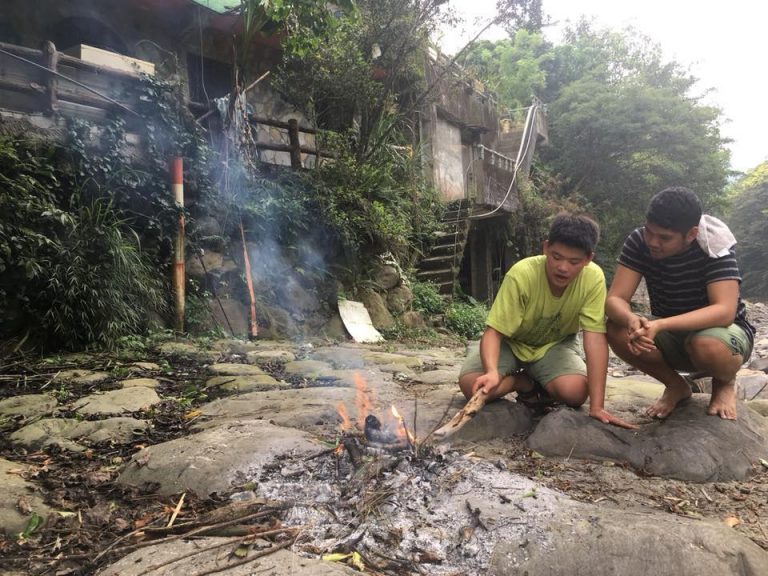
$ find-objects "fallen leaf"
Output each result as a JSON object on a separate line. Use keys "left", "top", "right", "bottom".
{"left": 233, "top": 544, "right": 249, "bottom": 558}
{"left": 723, "top": 516, "right": 741, "bottom": 528}
{"left": 18, "top": 511, "right": 42, "bottom": 539}
{"left": 17, "top": 496, "right": 32, "bottom": 515}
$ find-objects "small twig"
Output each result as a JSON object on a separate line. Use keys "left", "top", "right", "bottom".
{"left": 40, "top": 370, "right": 61, "bottom": 390}
{"left": 192, "top": 537, "right": 295, "bottom": 576}
{"left": 167, "top": 493, "right": 186, "bottom": 528}
{"left": 135, "top": 527, "right": 300, "bottom": 576}
{"left": 91, "top": 515, "right": 167, "bottom": 564}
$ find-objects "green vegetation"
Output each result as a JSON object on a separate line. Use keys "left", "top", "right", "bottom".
{"left": 727, "top": 163, "right": 768, "bottom": 298}
{"left": 445, "top": 300, "right": 489, "bottom": 340}
{"left": 461, "top": 20, "right": 731, "bottom": 271}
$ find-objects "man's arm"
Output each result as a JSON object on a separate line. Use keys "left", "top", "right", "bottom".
{"left": 628, "top": 280, "right": 740, "bottom": 345}
{"left": 472, "top": 327, "right": 504, "bottom": 395}
{"left": 605, "top": 264, "right": 643, "bottom": 328}
{"left": 583, "top": 330, "right": 637, "bottom": 429}
{"left": 650, "top": 280, "right": 739, "bottom": 332}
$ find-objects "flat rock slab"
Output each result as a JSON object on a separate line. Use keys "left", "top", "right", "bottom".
{"left": 117, "top": 420, "right": 319, "bottom": 496}
{"left": 208, "top": 363, "right": 266, "bottom": 376}
{"left": 489, "top": 503, "right": 768, "bottom": 576}
{"left": 198, "top": 387, "right": 359, "bottom": 431}
{"left": 410, "top": 369, "right": 459, "bottom": 385}
{"left": 0, "top": 457, "right": 52, "bottom": 537}
{"left": 120, "top": 378, "right": 160, "bottom": 389}
{"left": 361, "top": 351, "right": 423, "bottom": 368}
{"left": 205, "top": 374, "right": 284, "bottom": 392}
{"left": 0, "top": 394, "right": 57, "bottom": 420}
{"left": 245, "top": 349, "right": 296, "bottom": 364}
{"left": 309, "top": 347, "right": 366, "bottom": 369}
{"left": 10, "top": 417, "right": 150, "bottom": 451}
{"left": 450, "top": 399, "right": 535, "bottom": 442}
{"left": 130, "top": 362, "right": 161, "bottom": 371}
{"left": 73, "top": 387, "right": 162, "bottom": 416}
{"left": 528, "top": 395, "right": 768, "bottom": 481}
{"left": 157, "top": 341, "right": 220, "bottom": 363}
{"left": 54, "top": 369, "right": 110, "bottom": 385}
{"left": 283, "top": 359, "right": 336, "bottom": 379}
{"left": 97, "top": 537, "right": 357, "bottom": 576}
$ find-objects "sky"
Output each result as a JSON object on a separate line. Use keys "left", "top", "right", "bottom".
{"left": 442, "top": 0, "right": 768, "bottom": 172}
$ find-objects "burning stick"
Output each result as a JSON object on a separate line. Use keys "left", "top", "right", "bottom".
{"left": 432, "top": 389, "right": 488, "bottom": 441}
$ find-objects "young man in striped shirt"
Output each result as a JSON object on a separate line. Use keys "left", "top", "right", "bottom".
{"left": 606, "top": 187, "right": 755, "bottom": 420}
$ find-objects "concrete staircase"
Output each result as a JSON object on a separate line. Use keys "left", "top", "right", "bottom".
{"left": 415, "top": 200, "right": 471, "bottom": 295}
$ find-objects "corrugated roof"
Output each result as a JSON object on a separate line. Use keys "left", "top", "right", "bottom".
{"left": 188, "top": 0, "right": 241, "bottom": 14}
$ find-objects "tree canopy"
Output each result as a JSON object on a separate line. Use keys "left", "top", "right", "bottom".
{"left": 460, "top": 20, "right": 732, "bottom": 269}
{"left": 727, "top": 162, "right": 768, "bottom": 298}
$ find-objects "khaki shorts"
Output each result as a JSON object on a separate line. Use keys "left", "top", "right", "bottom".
{"left": 655, "top": 324, "right": 752, "bottom": 372}
{"left": 458, "top": 335, "right": 586, "bottom": 387}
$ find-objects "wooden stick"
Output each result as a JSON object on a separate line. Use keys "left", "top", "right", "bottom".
{"left": 432, "top": 390, "right": 488, "bottom": 441}
{"left": 167, "top": 492, "right": 186, "bottom": 528}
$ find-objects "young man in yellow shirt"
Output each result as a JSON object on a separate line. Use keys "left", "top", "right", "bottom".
{"left": 458, "top": 213, "right": 635, "bottom": 429}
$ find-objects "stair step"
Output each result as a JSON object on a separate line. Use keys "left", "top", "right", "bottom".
{"left": 416, "top": 268, "right": 455, "bottom": 281}
{"left": 429, "top": 243, "right": 462, "bottom": 257}
{"left": 419, "top": 255, "right": 461, "bottom": 270}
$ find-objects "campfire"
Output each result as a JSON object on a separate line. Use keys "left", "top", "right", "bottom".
{"left": 336, "top": 374, "right": 416, "bottom": 452}
{"left": 251, "top": 373, "right": 530, "bottom": 574}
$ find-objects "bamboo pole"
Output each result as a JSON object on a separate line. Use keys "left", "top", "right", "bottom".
{"left": 171, "top": 157, "right": 185, "bottom": 332}
{"left": 239, "top": 220, "right": 258, "bottom": 339}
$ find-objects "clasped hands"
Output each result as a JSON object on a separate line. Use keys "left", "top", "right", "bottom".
{"left": 626, "top": 314, "right": 660, "bottom": 355}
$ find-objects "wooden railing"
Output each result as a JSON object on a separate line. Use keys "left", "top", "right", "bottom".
{"left": 0, "top": 40, "right": 143, "bottom": 122}
{"left": 0, "top": 40, "right": 331, "bottom": 170}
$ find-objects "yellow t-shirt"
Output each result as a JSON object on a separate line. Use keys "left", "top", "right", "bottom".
{"left": 486, "top": 255, "right": 607, "bottom": 362}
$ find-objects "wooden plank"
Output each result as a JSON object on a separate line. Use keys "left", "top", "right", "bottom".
{"left": 62, "top": 44, "right": 155, "bottom": 77}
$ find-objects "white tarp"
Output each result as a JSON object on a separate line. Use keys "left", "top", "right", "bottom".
{"left": 337, "top": 299, "right": 384, "bottom": 343}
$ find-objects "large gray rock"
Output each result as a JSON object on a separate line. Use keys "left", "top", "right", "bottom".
{"left": 527, "top": 395, "right": 768, "bottom": 481}
{"left": 489, "top": 504, "right": 768, "bottom": 576}
{"left": 117, "top": 420, "right": 319, "bottom": 496}
{"left": 450, "top": 399, "right": 535, "bottom": 442}
{"left": 358, "top": 288, "right": 395, "bottom": 330}
{"left": 73, "top": 387, "right": 162, "bottom": 416}
{"left": 0, "top": 394, "right": 57, "bottom": 421}
{"left": 10, "top": 417, "right": 150, "bottom": 451}
{"left": 208, "top": 363, "right": 266, "bottom": 376}
{"left": 97, "top": 537, "right": 358, "bottom": 576}
{"left": 309, "top": 347, "right": 366, "bottom": 369}
{"left": 0, "top": 457, "right": 52, "bottom": 537}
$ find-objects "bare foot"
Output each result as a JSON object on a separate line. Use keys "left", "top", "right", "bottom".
{"left": 707, "top": 381, "right": 738, "bottom": 420}
{"left": 646, "top": 383, "right": 692, "bottom": 418}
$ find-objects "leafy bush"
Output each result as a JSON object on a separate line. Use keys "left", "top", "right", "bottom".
{"left": 445, "top": 301, "right": 488, "bottom": 340}
{"left": 412, "top": 281, "right": 446, "bottom": 315}
{"left": 0, "top": 136, "right": 166, "bottom": 351}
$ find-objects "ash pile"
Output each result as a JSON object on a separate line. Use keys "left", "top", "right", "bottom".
{"left": 253, "top": 393, "right": 561, "bottom": 575}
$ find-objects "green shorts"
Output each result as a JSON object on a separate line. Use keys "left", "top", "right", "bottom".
{"left": 458, "top": 335, "right": 586, "bottom": 387}
{"left": 654, "top": 324, "right": 753, "bottom": 372}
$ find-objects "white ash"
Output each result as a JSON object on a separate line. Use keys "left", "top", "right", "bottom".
{"left": 251, "top": 445, "right": 564, "bottom": 574}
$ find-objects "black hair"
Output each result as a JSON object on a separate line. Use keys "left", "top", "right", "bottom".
{"left": 646, "top": 187, "right": 702, "bottom": 233}
{"left": 547, "top": 213, "right": 600, "bottom": 254}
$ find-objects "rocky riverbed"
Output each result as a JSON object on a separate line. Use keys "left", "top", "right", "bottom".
{"left": 2, "top": 303, "right": 768, "bottom": 575}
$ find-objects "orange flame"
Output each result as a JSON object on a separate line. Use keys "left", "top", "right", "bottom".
{"left": 353, "top": 373, "right": 373, "bottom": 429}
{"left": 336, "top": 401, "right": 351, "bottom": 432}
{"left": 390, "top": 404, "right": 415, "bottom": 443}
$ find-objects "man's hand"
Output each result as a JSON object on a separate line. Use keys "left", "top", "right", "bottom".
{"left": 589, "top": 407, "right": 639, "bottom": 430}
{"left": 627, "top": 315, "right": 657, "bottom": 355}
{"left": 472, "top": 370, "right": 500, "bottom": 395}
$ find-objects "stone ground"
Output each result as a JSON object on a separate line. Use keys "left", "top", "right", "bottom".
{"left": 1, "top": 303, "right": 768, "bottom": 575}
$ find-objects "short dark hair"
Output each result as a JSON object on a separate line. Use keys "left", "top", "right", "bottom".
{"left": 547, "top": 213, "right": 600, "bottom": 254}
{"left": 646, "top": 187, "right": 702, "bottom": 233}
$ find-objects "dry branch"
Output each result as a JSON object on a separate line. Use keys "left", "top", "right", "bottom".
{"left": 432, "top": 390, "right": 488, "bottom": 441}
